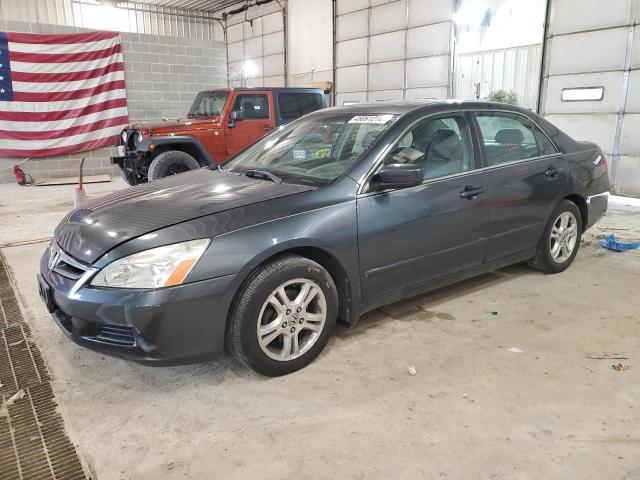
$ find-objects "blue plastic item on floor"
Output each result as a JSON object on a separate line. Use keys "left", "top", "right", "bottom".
{"left": 601, "top": 234, "right": 640, "bottom": 252}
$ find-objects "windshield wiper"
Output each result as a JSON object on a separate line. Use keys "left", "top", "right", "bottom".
{"left": 243, "top": 169, "right": 283, "bottom": 184}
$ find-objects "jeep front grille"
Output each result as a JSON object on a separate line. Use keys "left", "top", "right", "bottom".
{"left": 124, "top": 129, "right": 139, "bottom": 150}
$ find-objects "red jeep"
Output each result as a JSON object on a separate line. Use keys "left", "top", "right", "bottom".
{"left": 112, "top": 87, "right": 326, "bottom": 185}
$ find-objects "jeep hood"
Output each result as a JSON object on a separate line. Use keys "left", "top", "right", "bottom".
{"left": 130, "top": 118, "right": 220, "bottom": 136}
{"left": 54, "top": 169, "right": 313, "bottom": 264}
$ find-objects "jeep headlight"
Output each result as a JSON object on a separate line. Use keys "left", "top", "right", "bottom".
{"left": 121, "top": 130, "right": 128, "bottom": 144}
{"left": 135, "top": 131, "right": 144, "bottom": 145}
{"left": 91, "top": 239, "right": 209, "bottom": 289}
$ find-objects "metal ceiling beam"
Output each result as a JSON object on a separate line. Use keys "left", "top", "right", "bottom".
{"left": 121, "top": 0, "right": 244, "bottom": 13}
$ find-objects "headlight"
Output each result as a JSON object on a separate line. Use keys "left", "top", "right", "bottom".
{"left": 121, "top": 130, "right": 128, "bottom": 143}
{"left": 91, "top": 239, "right": 210, "bottom": 289}
{"left": 136, "top": 131, "right": 144, "bottom": 145}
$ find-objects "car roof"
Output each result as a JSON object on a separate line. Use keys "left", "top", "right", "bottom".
{"left": 322, "top": 100, "right": 532, "bottom": 116}
{"left": 203, "top": 87, "right": 324, "bottom": 93}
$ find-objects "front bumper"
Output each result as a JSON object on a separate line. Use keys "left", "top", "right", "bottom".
{"left": 38, "top": 252, "right": 240, "bottom": 365}
{"left": 111, "top": 151, "right": 148, "bottom": 184}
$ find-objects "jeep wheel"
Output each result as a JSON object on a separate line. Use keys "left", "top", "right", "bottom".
{"left": 147, "top": 150, "right": 200, "bottom": 181}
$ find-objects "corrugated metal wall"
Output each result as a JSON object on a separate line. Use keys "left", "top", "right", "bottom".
{"left": 455, "top": 44, "right": 541, "bottom": 110}
{"left": 0, "top": 0, "right": 74, "bottom": 25}
{"left": 540, "top": 0, "right": 640, "bottom": 197}
{"left": 0, "top": 0, "right": 223, "bottom": 39}
{"left": 334, "top": 0, "right": 454, "bottom": 105}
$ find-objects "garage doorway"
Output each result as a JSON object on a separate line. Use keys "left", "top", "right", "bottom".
{"left": 452, "top": 0, "right": 548, "bottom": 111}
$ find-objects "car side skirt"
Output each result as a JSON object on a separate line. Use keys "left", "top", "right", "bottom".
{"left": 359, "top": 248, "right": 536, "bottom": 316}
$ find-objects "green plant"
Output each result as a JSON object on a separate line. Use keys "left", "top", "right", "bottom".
{"left": 487, "top": 90, "right": 519, "bottom": 105}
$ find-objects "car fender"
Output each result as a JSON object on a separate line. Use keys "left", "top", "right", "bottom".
{"left": 188, "top": 199, "right": 363, "bottom": 324}
{"left": 138, "top": 136, "right": 214, "bottom": 166}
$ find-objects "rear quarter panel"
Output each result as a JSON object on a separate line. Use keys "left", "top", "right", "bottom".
{"left": 533, "top": 113, "right": 610, "bottom": 228}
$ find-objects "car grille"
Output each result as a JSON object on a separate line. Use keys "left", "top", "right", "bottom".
{"left": 124, "top": 129, "right": 139, "bottom": 150}
{"left": 53, "top": 308, "right": 137, "bottom": 348}
{"left": 90, "top": 324, "right": 136, "bottom": 347}
{"left": 49, "top": 243, "right": 90, "bottom": 280}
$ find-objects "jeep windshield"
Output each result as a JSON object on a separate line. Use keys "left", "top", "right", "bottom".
{"left": 223, "top": 113, "right": 397, "bottom": 185}
{"left": 187, "top": 91, "right": 229, "bottom": 118}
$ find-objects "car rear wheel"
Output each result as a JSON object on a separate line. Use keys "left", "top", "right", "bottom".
{"left": 528, "top": 199, "right": 582, "bottom": 273}
{"left": 147, "top": 150, "right": 200, "bottom": 181}
{"left": 227, "top": 255, "right": 338, "bottom": 376}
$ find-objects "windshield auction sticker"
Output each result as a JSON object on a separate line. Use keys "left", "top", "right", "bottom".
{"left": 348, "top": 114, "right": 394, "bottom": 124}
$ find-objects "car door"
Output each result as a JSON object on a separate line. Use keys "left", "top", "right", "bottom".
{"left": 357, "top": 113, "right": 489, "bottom": 302}
{"left": 472, "top": 111, "right": 568, "bottom": 262}
{"left": 225, "top": 92, "right": 276, "bottom": 157}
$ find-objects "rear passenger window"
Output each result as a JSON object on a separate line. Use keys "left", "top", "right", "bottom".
{"left": 384, "top": 115, "right": 474, "bottom": 180}
{"left": 277, "top": 93, "right": 324, "bottom": 120}
{"left": 475, "top": 113, "right": 557, "bottom": 166}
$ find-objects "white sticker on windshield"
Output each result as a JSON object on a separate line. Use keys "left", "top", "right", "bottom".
{"left": 292, "top": 150, "right": 306, "bottom": 159}
{"left": 348, "top": 114, "right": 394, "bottom": 124}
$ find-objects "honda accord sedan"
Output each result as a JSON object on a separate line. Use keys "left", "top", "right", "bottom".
{"left": 38, "top": 101, "right": 610, "bottom": 376}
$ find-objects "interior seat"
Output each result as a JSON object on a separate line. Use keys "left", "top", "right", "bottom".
{"left": 423, "top": 129, "right": 464, "bottom": 178}
{"left": 240, "top": 99, "right": 257, "bottom": 118}
{"left": 486, "top": 128, "right": 525, "bottom": 165}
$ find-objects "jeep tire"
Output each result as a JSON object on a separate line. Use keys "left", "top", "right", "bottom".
{"left": 147, "top": 150, "right": 200, "bottom": 181}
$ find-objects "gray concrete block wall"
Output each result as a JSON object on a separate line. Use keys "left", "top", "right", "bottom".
{"left": 0, "top": 20, "right": 227, "bottom": 184}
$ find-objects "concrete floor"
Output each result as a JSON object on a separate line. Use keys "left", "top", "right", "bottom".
{"left": 1, "top": 179, "right": 639, "bottom": 480}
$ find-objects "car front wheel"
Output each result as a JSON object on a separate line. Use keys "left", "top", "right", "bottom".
{"left": 227, "top": 255, "right": 338, "bottom": 376}
{"left": 528, "top": 199, "right": 582, "bottom": 273}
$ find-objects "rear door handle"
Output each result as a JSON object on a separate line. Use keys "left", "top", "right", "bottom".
{"left": 545, "top": 166, "right": 562, "bottom": 177}
{"left": 459, "top": 185, "right": 484, "bottom": 199}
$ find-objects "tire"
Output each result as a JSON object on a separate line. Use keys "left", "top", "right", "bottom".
{"left": 528, "top": 199, "right": 582, "bottom": 274}
{"left": 227, "top": 255, "right": 338, "bottom": 376}
{"left": 147, "top": 150, "right": 200, "bottom": 181}
{"left": 120, "top": 166, "right": 137, "bottom": 186}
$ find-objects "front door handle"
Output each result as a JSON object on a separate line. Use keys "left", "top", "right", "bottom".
{"left": 545, "top": 166, "right": 562, "bottom": 177}
{"left": 459, "top": 185, "right": 484, "bottom": 199}
{"left": 263, "top": 125, "right": 274, "bottom": 131}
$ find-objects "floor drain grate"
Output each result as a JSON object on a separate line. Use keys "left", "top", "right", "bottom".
{"left": 0, "top": 252, "right": 90, "bottom": 480}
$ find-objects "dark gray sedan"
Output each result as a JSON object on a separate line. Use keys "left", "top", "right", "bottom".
{"left": 38, "top": 101, "right": 610, "bottom": 376}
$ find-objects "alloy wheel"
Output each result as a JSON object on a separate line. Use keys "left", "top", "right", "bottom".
{"left": 549, "top": 211, "right": 578, "bottom": 263}
{"left": 256, "top": 278, "right": 327, "bottom": 361}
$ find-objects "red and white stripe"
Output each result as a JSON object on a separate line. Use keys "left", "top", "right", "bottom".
{"left": 0, "top": 31, "right": 128, "bottom": 158}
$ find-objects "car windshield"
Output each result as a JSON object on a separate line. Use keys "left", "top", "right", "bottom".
{"left": 187, "top": 91, "right": 229, "bottom": 118}
{"left": 223, "top": 113, "right": 397, "bottom": 185}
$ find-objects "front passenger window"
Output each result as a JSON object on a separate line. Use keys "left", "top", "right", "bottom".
{"left": 383, "top": 115, "right": 473, "bottom": 180}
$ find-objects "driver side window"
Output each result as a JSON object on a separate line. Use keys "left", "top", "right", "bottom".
{"left": 232, "top": 94, "right": 269, "bottom": 119}
{"left": 384, "top": 115, "right": 473, "bottom": 180}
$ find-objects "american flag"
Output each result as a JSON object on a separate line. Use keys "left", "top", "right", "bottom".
{"left": 0, "top": 30, "right": 128, "bottom": 158}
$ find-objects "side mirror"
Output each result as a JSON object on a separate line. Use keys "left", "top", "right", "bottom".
{"left": 369, "top": 164, "right": 423, "bottom": 191}
{"left": 228, "top": 110, "right": 244, "bottom": 128}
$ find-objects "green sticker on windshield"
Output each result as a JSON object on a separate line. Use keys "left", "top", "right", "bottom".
{"left": 312, "top": 147, "right": 332, "bottom": 159}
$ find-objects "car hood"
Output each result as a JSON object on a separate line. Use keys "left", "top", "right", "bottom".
{"left": 54, "top": 169, "right": 314, "bottom": 264}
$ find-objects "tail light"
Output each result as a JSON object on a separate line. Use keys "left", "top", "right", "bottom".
{"left": 601, "top": 154, "right": 609, "bottom": 174}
